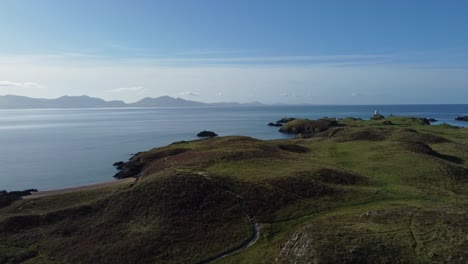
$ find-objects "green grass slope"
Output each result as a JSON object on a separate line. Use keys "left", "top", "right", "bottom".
{"left": 1, "top": 117, "right": 467, "bottom": 263}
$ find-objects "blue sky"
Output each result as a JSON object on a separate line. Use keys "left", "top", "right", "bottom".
{"left": 0, "top": 0, "right": 467, "bottom": 104}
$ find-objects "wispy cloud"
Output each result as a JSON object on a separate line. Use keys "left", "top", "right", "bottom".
{"left": 179, "top": 91, "right": 199, "bottom": 96}
{"left": 110, "top": 86, "right": 146, "bottom": 93}
{"left": 0, "top": 52, "right": 391, "bottom": 67}
{"left": 175, "top": 49, "right": 251, "bottom": 56}
{"left": 1, "top": 51, "right": 467, "bottom": 104}
{"left": 3, "top": 49, "right": 468, "bottom": 69}
{"left": 0, "top": 81, "right": 44, "bottom": 88}
{"left": 138, "top": 54, "right": 391, "bottom": 66}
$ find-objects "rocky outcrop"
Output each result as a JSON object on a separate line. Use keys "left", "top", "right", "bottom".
{"left": 455, "top": 116, "right": 468, "bottom": 121}
{"left": 197, "top": 131, "right": 218, "bottom": 137}
{"left": 279, "top": 118, "right": 338, "bottom": 135}
{"left": 0, "top": 189, "right": 37, "bottom": 208}
{"left": 112, "top": 161, "right": 125, "bottom": 170}
{"left": 113, "top": 160, "right": 145, "bottom": 179}
{"left": 417, "top": 118, "right": 431, "bottom": 125}
{"left": 268, "top": 122, "right": 283, "bottom": 127}
{"left": 114, "top": 148, "right": 191, "bottom": 179}
{"left": 268, "top": 117, "right": 296, "bottom": 127}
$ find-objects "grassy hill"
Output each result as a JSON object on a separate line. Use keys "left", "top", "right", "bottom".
{"left": 1, "top": 116, "right": 467, "bottom": 263}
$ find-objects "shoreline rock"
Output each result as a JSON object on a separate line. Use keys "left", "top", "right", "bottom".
{"left": 455, "top": 116, "right": 468, "bottom": 121}
{"left": 113, "top": 148, "right": 191, "bottom": 179}
{"left": 268, "top": 117, "right": 296, "bottom": 127}
{"left": 417, "top": 118, "right": 431, "bottom": 125}
{"left": 112, "top": 161, "right": 125, "bottom": 170}
{"left": 0, "top": 189, "right": 37, "bottom": 208}
{"left": 268, "top": 122, "right": 283, "bottom": 127}
{"left": 197, "top": 130, "right": 218, "bottom": 137}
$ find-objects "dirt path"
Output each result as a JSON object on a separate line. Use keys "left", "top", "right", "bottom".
{"left": 23, "top": 178, "right": 136, "bottom": 199}
{"left": 190, "top": 170, "right": 261, "bottom": 264}
{"left": 201, "top": 216, "right": 260, "bottom": 264}
{"left": 204, "top": 195, "right": 261, "bottom": 263}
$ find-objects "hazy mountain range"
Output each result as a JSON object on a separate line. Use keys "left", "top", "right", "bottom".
{"left": 0, "top": 95, "right": 263, "bottom": 109}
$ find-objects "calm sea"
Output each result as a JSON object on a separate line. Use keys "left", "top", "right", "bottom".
{"left": 1, "top": 105, "right": 467, "bottom": 191}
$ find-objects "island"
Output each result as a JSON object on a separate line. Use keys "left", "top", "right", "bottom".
{"left": 196, "top": 130, "right": 218, "bottom": 138}
{"left": 0, "top": 116, "right": 467, "bottom": 263}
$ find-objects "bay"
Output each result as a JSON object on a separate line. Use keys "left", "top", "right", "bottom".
{"left": 0, "top": 104, "right": 466, "bottom": 191}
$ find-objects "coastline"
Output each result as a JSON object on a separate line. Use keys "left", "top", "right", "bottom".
{"left": 1, "top": 105, "right": 467, "bottom": 191}
{"left": 3, "top": 115, "right": 467, "bottom": 263}
{"left": 22, "top": 177, "right": 136, "bottom": 199}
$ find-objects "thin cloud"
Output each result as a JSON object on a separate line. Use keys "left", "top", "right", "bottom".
{"left": 1, "top": 53, "right": 467, "bottom": 104}
{"left": 4, "top": 50, "right": 468, "bottom": 69}
{"left": 0, "top": 52, "right": 390, "bottom": 67}
{"left": 142, "top": 54, "right": 391, "bottom": 66}
{"left": 0, "top": 81, "right": 22, "bottom": 87}
{"left": 179, "top": 91, "right": 199, "bottom": 96}
{"left": 175, "top": 49, "right": 250, "bottom": 56}
{"left": 110, "top": 86, "right": 146, "bottom": 93}
{"left": 0, "top": 81, "right": 44, "bottom": 88}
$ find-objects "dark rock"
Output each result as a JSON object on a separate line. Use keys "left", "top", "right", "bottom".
{"left": 455, "top": 116, "right": 468, "bottom": 121}
{"left": 113, "top": 161, "right": 125, "bottom": 170}
{"left": 0, "top": 189, "right": 37, "bottom": 208}
{"left": 417, "top": 118, "right": 431, "bottom": 125}
{"left": 268, "top": 117, "right": 296, "bottom": 128}
{"left": 428, "top": 118, "right": 437, "bottom": 122}
{"left": 114, "top": 148, "right": 191, "bottom": 179}
{"left": 268, "top": 122, "right": 283, "bottom": 127}
{"left": 114, "top": 162, "right": 145, "bottom": 179}
{"left": 197, "top": 130, "right": 218, "bottom": 137}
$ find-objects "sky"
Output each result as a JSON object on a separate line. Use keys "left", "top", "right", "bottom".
{"left": 0, "top": 0, "right": 468, "bottom": 104}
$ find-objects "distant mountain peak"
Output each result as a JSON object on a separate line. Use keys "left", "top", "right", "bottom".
{"left": 0, "top": 94, "right": 264, "bottom": 109}
{"left": 129, "top": 96, "right": 207, "bottom": 107}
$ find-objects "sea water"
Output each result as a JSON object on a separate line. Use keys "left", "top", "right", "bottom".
{"left": 0, "top": 104, "right": 467, "bottom": 191}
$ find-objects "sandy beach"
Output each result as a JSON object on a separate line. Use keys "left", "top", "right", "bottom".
{"left": 23, "top": 178, "right": 136, "bottom": 199}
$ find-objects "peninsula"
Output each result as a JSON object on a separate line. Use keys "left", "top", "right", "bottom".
{"left": 0, "top": 116, "right": 467, "bottom": 263}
